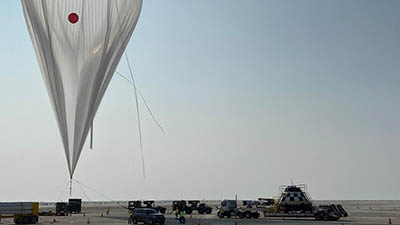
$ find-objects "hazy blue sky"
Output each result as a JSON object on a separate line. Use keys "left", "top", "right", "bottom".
{"left": 0, "top": 0, "right": 399, "bottom": 201}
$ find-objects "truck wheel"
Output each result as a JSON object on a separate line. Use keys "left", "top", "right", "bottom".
{"left": 132, "top": 217, "right": 138, "bottom": 224}
{"left": 22, "top": 217, "right": 30, "bottom": 224}
{"left": 245, "top": 212, "right": 251, "bottom": 219}
{"left": 147, "top": 218, "right": 153, "bottom": 225}
{"left": 14, "top": 218, "right": 21, "bottom": 224}
{"left": 31, "top": 216, "right": 38, "bottom": 224}
{"left": 185, "top": 208, "right": 193, "bottom": 214}
{"left": 252, "top": 212, "right": 260, "bottom": 219}
{"left": 238, "top": 213, "right": 244, "bottom": 219}
{"left": 206, "top": 208, "right": 212, "bottom": 214}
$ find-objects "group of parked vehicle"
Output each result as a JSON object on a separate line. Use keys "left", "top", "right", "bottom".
{"left": 127, "top": 200, "right": 213, "bottom": 224}
{"left": 126, "top": 184, "right": 350, "bottom": 224}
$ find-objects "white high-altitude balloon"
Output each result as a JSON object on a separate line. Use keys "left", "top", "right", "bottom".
{"left": 21, "top": 0, "right": 142, "bottom": 178}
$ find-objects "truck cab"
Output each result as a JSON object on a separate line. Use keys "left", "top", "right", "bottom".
{"left": 56, "top": 202, "right": 68, "bottom": 216}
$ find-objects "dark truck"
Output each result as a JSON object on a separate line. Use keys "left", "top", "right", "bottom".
{"left": 128, "top": 201, "right": 166, "bottom": 214}
{"left": 186, "top": 201, "right": 212, "bottom": 214}
{"left": 67, "top": 199, "right": 82, "bottom": 214}
{"left": 172, "top": 200, "right": 212, "bottom": 215}
{"left": 55, "top": 202, "right": 68, "bottom": 216}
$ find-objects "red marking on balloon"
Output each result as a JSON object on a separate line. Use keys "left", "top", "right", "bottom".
{"left": 68, "top": 13, "right": 79, "bottom": 24}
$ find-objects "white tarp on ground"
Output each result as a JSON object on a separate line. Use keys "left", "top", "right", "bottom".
{"left": 21, "top": 0, "right": 142, "bottom": 177}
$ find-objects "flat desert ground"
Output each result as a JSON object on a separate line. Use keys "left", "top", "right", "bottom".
{"left": 1, "top": 200, "right": 399, "bottom": 225}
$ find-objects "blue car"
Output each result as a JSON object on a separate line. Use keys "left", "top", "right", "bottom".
{"left": 129, "top": 208, "right": 165, "bottom": 225}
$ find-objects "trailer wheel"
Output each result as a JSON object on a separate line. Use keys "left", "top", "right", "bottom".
{"left": 206, "top": 208, "right": 212, "bottom": 214}
{"left": 198, "top": 208, "right": 204, "bottom": 214}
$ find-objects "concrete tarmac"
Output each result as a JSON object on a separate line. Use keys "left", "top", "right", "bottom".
{"left": 0, "top": 200, "right": 399, "bottom": 225}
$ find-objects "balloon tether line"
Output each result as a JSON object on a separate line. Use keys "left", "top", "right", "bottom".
{"left": 76, "top": 180, "right": 91, "bottom": 201}
{"left": 116, "top": 71, "right": 166, "bottom": 135}
{"left": 72, "top": 179, "right": 129, "bottom": 210}
{"left": 69, "top": 179, "right": 73, "bottom": 197}
{"left": 125, "top": 53, "right": 145, "bottom": 178}
{"left": 115, "top": 1, "right": 146, "bottom": 178}
{"left": 56, "top": 180, "right": 71, "bottom": 201}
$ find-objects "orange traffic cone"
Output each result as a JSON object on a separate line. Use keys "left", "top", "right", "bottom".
{"left": 87, "top": 218, "right": 90, "bottom": 224}
{"left": 389, "top": 218, "right": 392, "bottom": 224}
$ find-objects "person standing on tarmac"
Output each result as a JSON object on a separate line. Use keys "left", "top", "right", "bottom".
{"left": 128, "top": 209, "right": 132, "bottom": 224}
{"left": 175, "top": 208, "right": 180, "bottom": 219}
{"left": 179, "top": 210, "right": 186, "bottom": 224}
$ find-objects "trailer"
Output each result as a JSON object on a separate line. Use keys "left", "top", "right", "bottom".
{"left": 263, "top": 185, "right": 349, "bottom": 221}
{"left": 0, "top": 202, "right": 39, "bottom": 224}
{"left": 264, "top": 206, "right": 345, "bottom": 221}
